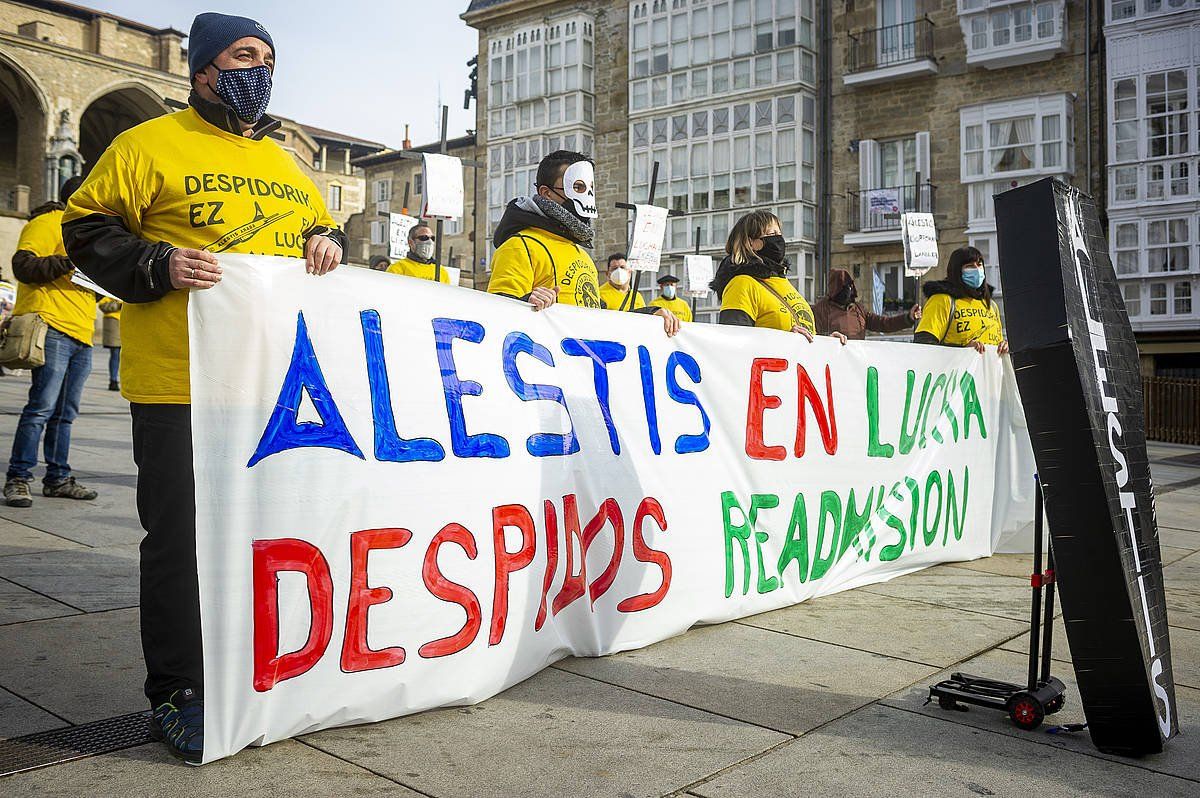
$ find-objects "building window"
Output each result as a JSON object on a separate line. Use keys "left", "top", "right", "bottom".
{"left": 1122, "top": 282, "right": 1142, "bottom": 317}
{"left": 414, "top": 174, "right": 424, "bottom": 195}
{"left": 1146, "top": 70, "right": 1189, "bottom": 159}
{"left": 373, "top": 179, "right": 391, "bottom": 203}
{"left": 370, "top": 220, "right": 387, "bottom": 245}
{"left": 327, "top": 184, "right": 342, "bottom": 212}
{"left": 1147, "top": 218, "right": 1191, "bottom": 273}
{"left": 1114, "top": 222, "right": 1140, "bottom": 274}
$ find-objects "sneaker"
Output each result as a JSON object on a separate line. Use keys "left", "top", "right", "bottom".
{"left": 4, "top": 479, "right": 32, "bottom": 508}
{"left": 149, "top": 689, "right": 203, "bottom": 765}
{"left": 108, "top": 380, "right": 120, "bottom": 392}
{"left": 43, "top": 477, "right": 98, "bottom": 500}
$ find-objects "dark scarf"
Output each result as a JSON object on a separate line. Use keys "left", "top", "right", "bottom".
{"left": 492, "top": 196, "right": 594, "bottom": 249}
{"left": 188, "top": 91, "right": 281, "bottom": 141}
{"left": 710, "top": 253, "right": 789, "bottom": 299}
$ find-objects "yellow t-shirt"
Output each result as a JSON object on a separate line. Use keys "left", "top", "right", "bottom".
{"left": 487, "top": 227, "right": 600, "bottom": 308}
{"left": 721, "top": 275, "right": 815, "bottom": 333}
{"left": 916, "top": 294, "right": 1004, "bottom": 346}
{"left": 598, "top": 281, "right": 646, "bottom": 312}
{"left": 12, "top": 209, "right": 97, "bottom": 345}
{"left": 649, "top": 295, "right": 693, "bottom": 323}
{"left": 387, "top": 257, "right": 450, "bottom": 284}
{"left": 64, "top": 108, "right": 339, "bottom": 404}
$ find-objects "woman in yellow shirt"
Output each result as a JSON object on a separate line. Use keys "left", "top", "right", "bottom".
{"left": 914, "top": 246, "right": 1009, "bottom": 355}
{"left": 712, "top": 210, "right": 844, "bottom": 343}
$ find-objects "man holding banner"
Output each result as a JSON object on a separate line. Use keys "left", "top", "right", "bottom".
{"left": 598, "top": 253, "right": 646, "bottom": 312}
{"left": 487, "top": 150, "right": 680, "bottom": 336}
{"left": 387, "top": 223, "right": 449, "bottom": 284}
{"left": 62, "top": 12, "right": 345, "bottom": 764}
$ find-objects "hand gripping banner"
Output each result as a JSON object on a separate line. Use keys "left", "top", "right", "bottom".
{"left": 190, "top": 256, "right": 1037, "bottom": 762}
{"left": 996, "top": 178, "right": 1178, "bottom": 756}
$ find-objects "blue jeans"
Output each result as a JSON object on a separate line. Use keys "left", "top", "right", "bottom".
{"left": 108, "top": 346, "right": 121, "bottom": 383}
{"left": 7, "top": 326, "right": 93, "bottom": 483}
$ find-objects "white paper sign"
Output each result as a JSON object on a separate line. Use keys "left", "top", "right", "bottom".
{"left": 189, "top": 256, "right": 1038, "bottom": 763}
{"left": 683, "top": 255, "right": 714, "bottom": 297}
{"left": 421, "top": 153, "right": 464, "bottom": 220}
{"left": 901, "top": 212, "right": 940, "bottom": 277}
{"left": 445, "top": 265, "right": 461, "bottom": 286}
{"left": 71, "top": 269, "right": 122, "bottom": 300}
{"left": 389, "top": 213, "right": 420, "bottom": 260}
{"left": 627, "top": 204, "right": 670, "bottom": 272}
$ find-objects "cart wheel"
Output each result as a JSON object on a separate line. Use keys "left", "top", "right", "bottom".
{"left": 1008, "top": 693, "right": 1045, "bottom": 731}
{"left": 937, "top": 695, "right": 959, "bottom": 711}
{"left": 1046, "top": 695, "right": 1065, "bottom": 715}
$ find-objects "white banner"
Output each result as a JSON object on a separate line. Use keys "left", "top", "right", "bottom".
{"left": 190, "top": 256, "right": 1036, "bottom": 763}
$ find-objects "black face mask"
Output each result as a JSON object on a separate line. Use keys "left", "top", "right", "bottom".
{"left": 758, "top": 234, "right": 786, "bottom": 265}
{"left": 834, "top": 284, "right": 856, "bottom": 306}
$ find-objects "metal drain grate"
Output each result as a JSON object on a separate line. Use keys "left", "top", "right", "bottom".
{"left": 0, "top": 711, "right": 153, "bottom": 777}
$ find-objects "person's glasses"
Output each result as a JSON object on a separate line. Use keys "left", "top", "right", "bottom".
{"left": 415, "top": 235, "right": 436, "bottom": 242}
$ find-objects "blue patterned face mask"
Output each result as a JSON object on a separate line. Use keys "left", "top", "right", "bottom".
{"left": 213, "top": 64, "right": 273, "bottom": 124}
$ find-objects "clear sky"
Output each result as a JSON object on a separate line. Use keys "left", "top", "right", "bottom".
{"left": 96, "top": 0, "right": 479, "bottom": 148}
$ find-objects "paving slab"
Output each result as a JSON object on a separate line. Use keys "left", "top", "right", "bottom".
{"left": 690, "top": 703, "right": 1198, "bottom": 798}
{"left": 859, "top": 564, "right": 1035, "bottom": 622}
{"left": 0, "top": 487, "right": 143, "bottom": 548}
{"left": 0, "top": 608, "right": 146, "bottom": 724}
{"left": 304, "top": 666, "right": 789, "bottom": 798}
{"left": 557, "top": 620, "right": 935, "bottom": 735}
{"left": 0, "top": 577, "right": 79, "bottom": 625}
{"left": 0, "top": 685, "right": 67, "bottom": 741}
{"left": 1156, "top": 488, "right": 1200, "bottom": 532}
{"left": 0, "top": 518, "right": 84, "bottom": 558}
{"left": 882, "top": 646, "right": 1200, "bottom": 784}
{"left": 951, "top": 552, "right": 1033, "bottom": 579}
{"left": 735, "top": 588, "right": 1026, "bottom": 667}
{"left": 0, "top": 739, "right": 417, "bottom": 797}
{"left": 0, "top": 545, "right": 138, "bottom": 612}
{"left": 1160, "top": 525, "right": 1200, "bottom": 553}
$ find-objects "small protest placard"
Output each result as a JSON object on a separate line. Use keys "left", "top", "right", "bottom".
{"left": 71, "top": 269, "right": 122, "bottom": 300}
{"left": 389, "top": 213, "right": 420, "bottom": 260}
{"left": 627, "top": 204, "right": 669, "bottom": 272}
{"left": 683, "top": 254, "right": 714, "bottom": 297}
{"left": 901, "top": 212, "right": 939, "bottom": 277}
{"left": 445, "top": 265, "right": 461, "bottom": 286}
{"left": 421, "top": 154, "right": 464, "bottom": 220}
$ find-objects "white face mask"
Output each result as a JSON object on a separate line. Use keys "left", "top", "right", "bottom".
{"left": 662, "top": 285, "right": 677, "bottom": 299}
{"left": 610, "top": 266, "right": 631, "bottom": 287}
{"left": 412, "top": 239, "right": 435, "bottom": 260}
{"left": 562, "top": 160, "right": 597, "bottom": 219}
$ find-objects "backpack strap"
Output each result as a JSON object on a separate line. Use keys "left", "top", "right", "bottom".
{"left": 755, "top": 278, "right": 805, "bottom": 330}
{"left": 939, "top": 296, "right": 956, "bottom": 343}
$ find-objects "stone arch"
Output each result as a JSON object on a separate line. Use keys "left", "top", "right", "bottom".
{"left": 0, "top": 48, "right": 50, "bottom": 206}
{"left": 79, "top": 82, "right": 170, "bottom": 168}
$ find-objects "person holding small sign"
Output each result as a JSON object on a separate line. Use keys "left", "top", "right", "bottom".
{"left": 712, "top": 211, "right": 845, "bottom": 343}
{"left": 487, "top": 150, "right": 680, "bottom": 336}
{"left": 649, "top": 274, "right": 693, "bottom": 323}
{"left": 813, "top": 269, "right": 918, "bottom": 340}
{"left": 387, "top": 224, "right": 449, "bottom": 284}
{"left": 913, "top": 246, "right": 1009, "bottom": 355}
{"left": 599, "top": 253, "right": 646, "bottom": 312}
{"left": 3, "top": 175, "right": 98, "bottom": 509}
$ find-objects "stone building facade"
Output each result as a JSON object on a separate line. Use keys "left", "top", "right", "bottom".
{"left": 464, "top": 0, "right": 820, "bottom": 322}
{"left": 348, "top": 133, "right": 482, "bottom": 283}
{"left": 0, "top": 0, "right": 381, "bottom": 279}
{"left": 829, "top": 0, "right": 1103, "bottom": 322}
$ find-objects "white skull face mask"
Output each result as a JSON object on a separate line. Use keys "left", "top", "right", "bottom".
{"left": 562, "top": 160, "right": 597, "bottom": 219}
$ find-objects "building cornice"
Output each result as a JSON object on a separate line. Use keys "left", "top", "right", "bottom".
{"left": 461, "top": 0, "right": 570, "bottom": 29}
{"left": 0, "top": 31, "right": 188, "bottom": 89}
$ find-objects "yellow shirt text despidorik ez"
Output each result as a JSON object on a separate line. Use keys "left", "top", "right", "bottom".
{"left": 487, "top": 227, "right": 601, "bottom": 308}
{"left": 915, "top": 294, "right": 1004, "bottom": 346}
{"left": 387, "top": 257, "right": 450, "bottom": 284}
{"left": 12, "top": 210, "right": 97, "bottom": 346}
{"left": 649, "top": 295, "right": 693, "bottom": 322}
{"left": 720, "top": 275, "right": 815, "bottom": 333}
{"left": 63, "top": 108, "right": 338, "bottom": 404}
{"left": 598, "top": 281, "right": 646, "bottom": 312}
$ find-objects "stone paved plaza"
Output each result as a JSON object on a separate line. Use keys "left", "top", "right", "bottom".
{"left": 0, "top": 369, "right": 1197, "bottom": 796}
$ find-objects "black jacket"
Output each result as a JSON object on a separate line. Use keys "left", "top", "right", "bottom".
{"left": 12, "top": 202, "right": 74, "bottom": 285}
{"left": 913, "top": 278, "right": 996, "bottom": 345}
{"left": 62, "top": 93, "right": 347, "bottom": 304}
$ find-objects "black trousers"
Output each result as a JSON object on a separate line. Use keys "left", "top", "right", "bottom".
{"left": 131, "top": 403, "right": 202, "bottom": 706}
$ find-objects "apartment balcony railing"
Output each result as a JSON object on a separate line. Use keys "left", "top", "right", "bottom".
{"left": 847, "top": 183, "right": 937, "bottom": 234}
{"left": 846, "top": 18, "right": 937, "bottom": 83}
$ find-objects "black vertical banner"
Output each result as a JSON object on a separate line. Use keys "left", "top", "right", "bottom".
{"left": 996, "top": 178, "right": 1177, "bottom": 756}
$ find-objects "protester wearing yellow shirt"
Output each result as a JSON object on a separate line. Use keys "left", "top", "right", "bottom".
{"left": 99, "top": 298, "right": 122, "bottom": 391}
{"left": 3, "top": 176, "right": 99, "bottom": 509}
{"left": 487, "top": 150, "right": 679, "bottom": 336}
{"left": 914, "top": 246, "right": 1009, "bottom": 356}
{"left": 713, "top": 210, "right": 845, "bottom": 343}
{"left": 387, "top": 224, "right": 450, "bottom": 284}
{"left": 598, "top": 253, "right": 646, "bottom": 312}
{"left": 62, "top": 13, "right": 344, "bottom": 764}
{"left": 649, "top": 274, "right": 693, "bottom": 323}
